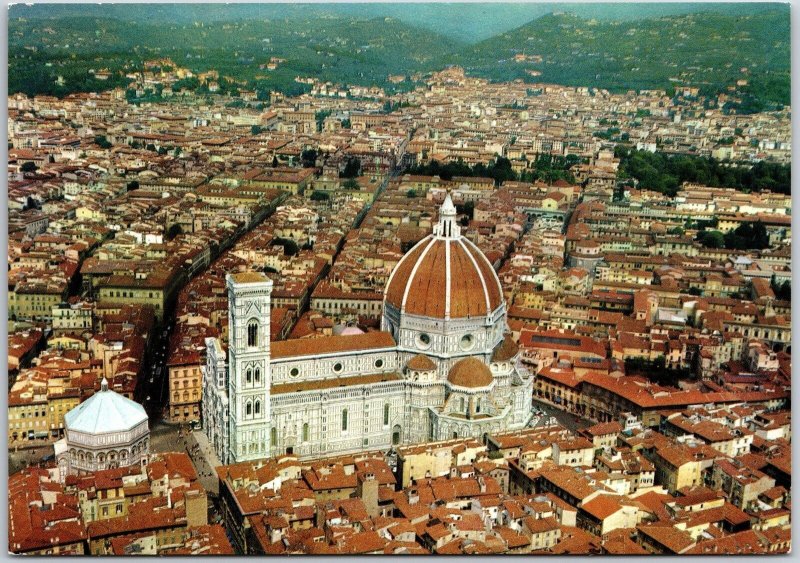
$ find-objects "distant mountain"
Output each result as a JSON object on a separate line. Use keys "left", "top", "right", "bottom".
{"left": 447, "top": 8, "right": 790, "bottom": 105}
{"left": 7, "top": 4, "right": 790, "bottom": 107}
{"left": 9, "top": 2, "right": 788, "bottom": 42}
{"left": 8, "top": 13, "right": 463, "bottom": 97}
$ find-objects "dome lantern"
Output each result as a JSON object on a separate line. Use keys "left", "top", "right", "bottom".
{"left": 432, "top": 194, "right": 460, "bottom": 239}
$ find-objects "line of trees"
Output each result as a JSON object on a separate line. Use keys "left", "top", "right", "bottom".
{"left": 616, "top": 147, "right": 791, "bottom": 196}
{"left": 406, "top": 155, "right": 578, "bottom": 186}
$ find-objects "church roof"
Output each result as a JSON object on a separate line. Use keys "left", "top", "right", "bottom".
{"left": 447, "top": 357, "right": 494, "bottom": 389}
{"left": 271, "top": 331, "right": 395, "bottom": 359}
{"left": 491, "top": 334, "right": 519, "bottom": 363}
{"left": 407, "top": 354, "right": 436, "bottom": 371}
{"left": 384, "top": 198, "right": 503, "bottom": 320}
{"left": 65, "top": 379, "right": 148, "bottom": 434}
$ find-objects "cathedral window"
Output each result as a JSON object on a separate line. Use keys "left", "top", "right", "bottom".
{"left": 245, "top": 401, "right": 252, "bottom": 417}
{"left": 270, "top": 427, "right": 277, "bottom": 446}
{"left": 459, "top": 397, "right": 465, "bottom": 412}
{"left": 384, "top": 403, "right": 390, "bottom": 426}
{"left": 247, "top": 321, "right": 258, "bottom": 347}
{"left": 254, "top": 368, "right": 261, "bottom": 384}
{"left": 254, "top": 400, "right": 261, "bottom": 415}
{"left": 246, "top": 369, "right": 252, "bottom": 385}
{"left": 416, "top": 333, "right": 431, "bottom": 349}
{"left": 303, "top": 423, "right": 309, "bottom": 442}
{"left": 333, "top": 362, "right": 343, "bottom": 373}
{"left": 375, "top": 358, "right": 384, "bottom": 368}
{"left": 290, "top": 367, "right": 299, "bottom": 377}
{"left": 341, "top": 409, "right": 349, "bottom": 431}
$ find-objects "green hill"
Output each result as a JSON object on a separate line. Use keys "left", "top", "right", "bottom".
{"left": 448, "top": 10, "right": 789, "bottom": 106}
{"left": 8, "top": 7, "right": 789, "bottom": 108}
{"left": 8, "top": 15, "right": 463, "bottom": 97}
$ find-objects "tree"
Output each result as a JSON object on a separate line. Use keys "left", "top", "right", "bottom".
{"left": 724, "top": 221, "right": 770, "bottom": 250}
{"left": 341, "top": 157, "right": 361, "bottom": 179}
{"left": 126, "top": 180, "right": 139, "bottom": 191}
{"left": 406, "top": 189, "right": 417, "bottom": 198}
{"left": 697, "top": 230, "right": 725, "bottom": 248}
{"left": 772, "top": 278, "right": 791, "bottom": 301}
{"left": 20, "top": 161, "right": 37, "bottom": 173}
{"left": 342, "top": 178, "right": 359, "bottom": 190}
{"left": 314, "top": 110, "right": 331, "bottom": 131}
{"left": 94, "top": 135, "right": 112, "bottom": 149}
{"left": 310, "top": 190, "right": 329, "bottom": 201}
{"left": 251, "top": 125, "right": 263, "bottom": 135}
{"left": 301, "top": 149, "right": 318, "bottom": 168}
{"left": 273, "top": 237, "right": 299, "bottom": 256}
{"left": 167, "top": 223, "right": 183, "bottom": 240}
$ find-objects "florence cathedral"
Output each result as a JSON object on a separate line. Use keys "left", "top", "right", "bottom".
{"left": 202, "top": 195, "right": 534, "bottom": 464}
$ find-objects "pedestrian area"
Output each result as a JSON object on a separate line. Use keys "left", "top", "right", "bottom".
{"left": 188, "top": 429, "right": 222, "bottom": 496}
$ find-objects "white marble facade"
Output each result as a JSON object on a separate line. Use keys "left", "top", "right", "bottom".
{"left": 55, "top": 378, "right": 150, "bottom": 482}
{"left": 203, "top": 197, "right": 534, "bottom": 465}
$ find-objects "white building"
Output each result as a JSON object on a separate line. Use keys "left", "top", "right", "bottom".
{"left": 203, "top": 195, "right": 534, "bottom": 464}
{"left": 54, "top": 378, "right": 150, "bottom": 482}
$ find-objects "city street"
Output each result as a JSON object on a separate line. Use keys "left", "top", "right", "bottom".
{"left": 149, "top": 421, "right": 220, "bottom": 496}
{"left": 531, "top": 397, "right": 593, "bottom": 433}
{"left": 9, "top": 444, "right": 53, "bottom": 475}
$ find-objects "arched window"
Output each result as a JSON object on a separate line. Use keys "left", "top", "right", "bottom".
{"left": 476, "top": 400, "right": 481, "bottom": 413}
{"left": 247, "top": 321, "right": 258, "bottom": 347}
{"left": 384, "top": 403, "right": 390, "bottom": 426}
{"left": 245, "top": 401, "right": 252, "bottom": 417}
{"left": 303, "top": 423, "right": 309, "bottom": 442}
{"left": 459, "top": 397, "right": 465, "bottom": 412}
{"left": 254, "top": 400, "right": 261, "bottom": 415}
{"left": 342, "top": 409, "right": 348, "bottom": 432}
{"left": 270, "top": 427, "right": 277, "bottom": 446}
{"left": 246, "top": 369, "right": 252, "bottom": 385}
{"left": 255, "top": 368, "right": 261, "bottom": 384}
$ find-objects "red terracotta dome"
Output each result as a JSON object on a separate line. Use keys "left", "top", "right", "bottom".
{"left": 384, "top": 196, "right": 503, "bottom": 320}
{"left": 447, "top": 357, "right": 494, "bottom": 388}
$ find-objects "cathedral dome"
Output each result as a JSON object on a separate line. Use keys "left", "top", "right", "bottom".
{"left": 447, "top": 357, "right": 494, "bottom": 388}
{"left": 407, "top": 354, "right": 436, "bottom": 371}
{"left": 384, "top": 195, "right": 503, "bottom": 320}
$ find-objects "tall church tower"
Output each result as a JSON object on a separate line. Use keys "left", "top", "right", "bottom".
{"left": 226, "top": 272, "right": 272, "bottom": 463}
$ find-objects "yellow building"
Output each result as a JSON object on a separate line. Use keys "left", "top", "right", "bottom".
{"left": 9, "top": 390, "right": 49, "bottom": 443}
{"left": 96, "top": 269, "right": 183, "bottom": 321}
{"left": 244, "top": 167, "right": 315, "bottom": 195}
{"left": 168, "top": 355, "right": 203, "bottom": 423}
{"left": 396, "top": 439, "right": 486, "bottom": 487}
{"left": 651, "top": 445, "right": 709, "bottom": 494}
{"left": 9, "top": 281, "right": 68, "bottom": 322}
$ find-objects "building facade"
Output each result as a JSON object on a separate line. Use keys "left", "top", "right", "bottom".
{"left": 203, "top": 196, "right": 535, "bottom": 464}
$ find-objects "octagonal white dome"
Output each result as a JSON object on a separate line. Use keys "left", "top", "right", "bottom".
{"left": 65, "top": 379, "right": 148, "bottom": 434}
